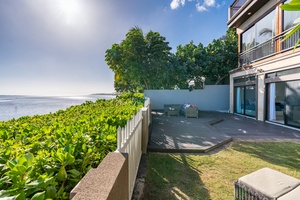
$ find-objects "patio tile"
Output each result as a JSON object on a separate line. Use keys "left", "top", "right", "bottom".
{"left": 148, "top": 111, "right": 300, "bottom": 153}
{"left": 148, "top": 112, "right": 232, "bottom": 153}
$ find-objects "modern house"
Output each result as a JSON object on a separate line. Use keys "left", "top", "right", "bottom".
{"left": 227, "top": 0, "right": 300, "bottom": 129}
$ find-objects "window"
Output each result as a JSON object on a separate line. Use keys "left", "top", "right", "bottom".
{"left": 283, "top": 0, "right": 300, "bottom": 31}
{"left": 241, "top": 9, "right": 276, "bottom": 52}
{"left": 266, "top": 68, "right": 300, "bottom": 128}
{"left": 242, "top": 26, "right": 255, "bottom": 52}
{"left": 285, "top": 80, "right": 300, "bottom": 128}
{"left": 266, "top": 67, "right": 300, "bottom": 78}
{"left": 234, "top": 85, "right": 256, "bottom": 117}
{"left": 267, "top": 82, "right": 285, "bottom": 124}
{"left": 256, "top": 9, "right": 276, "bottom": 45}
{"left": 282, "top": 0, "right": 300, "bottom": 50}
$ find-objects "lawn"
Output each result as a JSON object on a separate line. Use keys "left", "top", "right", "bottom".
{"left": 143, "top": 142, "right": 300, "bottom": 200}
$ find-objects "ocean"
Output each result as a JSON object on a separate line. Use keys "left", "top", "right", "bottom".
{"left": 0, "top": 94, "right": 115, "bottom": 122}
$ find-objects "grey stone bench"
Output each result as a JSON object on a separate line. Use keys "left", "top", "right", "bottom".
{"left": 234, "top": 168, "right": 300, "bottom": 200}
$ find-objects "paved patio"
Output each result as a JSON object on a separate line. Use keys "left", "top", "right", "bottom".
{"left": 148, "top": 111, "right": 300, "bottom": 153}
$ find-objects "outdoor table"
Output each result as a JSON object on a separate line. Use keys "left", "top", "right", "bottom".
{"left": 234, "top": 168, "right": 300, "bottom": 200}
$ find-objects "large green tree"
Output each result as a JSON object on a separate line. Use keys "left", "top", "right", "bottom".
{"left": 205, "top": 28, "right": 238, "bottom": 84}
{"left": 175, "top": 41, "right": 208, "bottom": 89}
{"left": 105, "top": 27, "right": 174, "bottom": 92}
{"left": 106, "top": 27, "right": 238, "bottom": 92}
{"left": 174, "top": 28, "right": 238, "bottom": 86}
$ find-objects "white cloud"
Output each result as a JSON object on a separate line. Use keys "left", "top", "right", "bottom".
{"left": 170, "top": 0, "right": 223, "bottom": 12}
{"left": 196, "top": 3, "right": 207, "bottom": 12}
{"left": 204, "top": 0, "right": 216, "bottom": 7}
{"left": 170, "top": 0, "right": 185, "bottom": 10}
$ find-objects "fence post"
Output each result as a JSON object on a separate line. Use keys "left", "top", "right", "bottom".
{"left": 141, "top": 107, "right": 149, "bottom": 154}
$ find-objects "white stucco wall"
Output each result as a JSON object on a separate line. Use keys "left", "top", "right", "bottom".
{"left": 144, "top": 85, "right": 229, "bottom": 111}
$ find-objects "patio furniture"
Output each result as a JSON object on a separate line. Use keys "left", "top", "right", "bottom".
{"left": 181, "top": 103, "right": 198, "bottom": 118}
{"left": 278, "top": 185, "right": 300, "bottom": 200}
{"left": 234, "top": 168, "right": 300, "bottom": 200}
{"left": 184, "top": 107, "right": 198, "bottom": 118}
{"left": 164, "top": 104, "right": 181, "bottom": 116}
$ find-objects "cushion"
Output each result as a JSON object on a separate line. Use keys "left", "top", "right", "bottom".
{"left": 278, "top": 186, "right": 300, "bottom": 200}
{"left": 238, "top": 168, "right": 300, "bottom": 198}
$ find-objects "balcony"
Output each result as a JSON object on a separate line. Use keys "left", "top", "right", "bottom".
{"left": 228, "top": 0, "right": 269, "bottom": 28}
{"left": 239, "top": 27, "right": 300, "bottom": 67}
{"left": 228, "top": 0, "right": 247, "bottom": 18}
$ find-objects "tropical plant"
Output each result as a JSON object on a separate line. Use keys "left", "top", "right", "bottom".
{"left": 205, "top": 28, "right": 238, "bottom": 85}
{"left": 105, "top": 26, "right": 174, "bottom": 92}
{"left": 0, "top": 93, "right": 144, "bottom": 199}
{"left": 175, "top": 41, "right": 208, "bottom": 89}
{"left": 280, "top": 0, "right": 300, "bottom": 49}
{"left": 175, "top": 28, "right": 238, "bottom": 86}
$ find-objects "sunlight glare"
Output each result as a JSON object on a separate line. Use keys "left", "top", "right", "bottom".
{"left": 56, "top": 0, "right": 82, "bottom": 25}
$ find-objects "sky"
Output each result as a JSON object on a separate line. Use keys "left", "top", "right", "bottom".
{"left": 0, "top": 0, "right": 231, "bottom": 96}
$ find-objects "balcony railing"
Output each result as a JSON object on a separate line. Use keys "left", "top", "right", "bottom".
{"left": 239, "top": 27, "right": 300, "bottom": 67}
{"left": 229, "top": 0, "right": 247, "bottom": 18}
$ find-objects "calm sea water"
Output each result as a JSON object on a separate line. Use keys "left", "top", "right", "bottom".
{"left": 0, "top": 95, "right": 115, "bottom": 122}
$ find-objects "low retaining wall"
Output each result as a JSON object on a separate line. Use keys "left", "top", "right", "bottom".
{"left": 70, "top": 102, "right": 152, "bottom": 200}
{"left": 70, "top": 152, "right": 129, "bottom": 200}
{"left": 144, "top": 85, "right": 229, "bottom": 111}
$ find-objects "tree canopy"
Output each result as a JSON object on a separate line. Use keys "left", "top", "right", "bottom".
{"left": 105, "top": 27, "right": 238, "bottom": 92}
{"left": 105, "top": 26, "right": 175, "bottom": 92}
{"left": 205, "top": 28, "right": 238, "bottom": 84}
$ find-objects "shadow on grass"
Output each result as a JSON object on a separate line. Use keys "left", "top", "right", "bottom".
{"left": 143, "top": 153, "right": 210, "bottom": 200}
{"left": 231, "top": 142, "right": 300, "bottom": 170}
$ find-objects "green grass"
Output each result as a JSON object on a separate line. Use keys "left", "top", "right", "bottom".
{"left": 143, "top": 142, "right": 300, "bottom": 200}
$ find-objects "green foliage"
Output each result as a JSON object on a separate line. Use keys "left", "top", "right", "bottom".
{"left": 175, "top": 28, "right": 238, "bottom": 86}
{"left": 105, "top": 26, "right": 177, "bottom": 92}
{"left": 205, "top": 28, "right": 238, "bottom": 84}
{"left": 0, "top": 93, "right": 144, "bottom": 199}
{"left": 281, "top": 0, "right": 300, "bottom": 50}
{"left": 176, "top": 42, "right": 208, "bottom": 89}
{"left": 106, "top": 27, "right": 238, "bottom": 91}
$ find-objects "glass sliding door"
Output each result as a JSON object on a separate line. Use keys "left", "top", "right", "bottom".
{"left": 285, "top": 80, "right": 300, "bottom": 128}
{"left": 267, "top": 82, "right": 285, "bottom": 123}
{"left": 245, "top": 85, "right": 256, "bottom": 116}
{"left": 235, "top": 87, "right": 245, "bottom": 114}
{"left": 234, "top": 85, "right": 256, "bottom": 117}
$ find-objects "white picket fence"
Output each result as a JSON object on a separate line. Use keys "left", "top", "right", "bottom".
{"left": 144, "top": 97, "right": 151, "bottom": 125}
{"left": 116, "top": 110, "right": 143, "bottom": 199}
{"left": 116, "top": 98, "right": 151, "bottom": 199}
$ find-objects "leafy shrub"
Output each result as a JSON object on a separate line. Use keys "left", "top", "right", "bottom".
{"left": 0, "top": 93, "right": 144, "bottom": 199}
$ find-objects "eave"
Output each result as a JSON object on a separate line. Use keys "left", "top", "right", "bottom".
{"left": 227, "top": 0, "right": 270, "bottom": 28}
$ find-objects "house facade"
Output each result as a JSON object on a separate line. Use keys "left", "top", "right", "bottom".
{"left": 227, "top": 0, "right": 300, "bottom": 128}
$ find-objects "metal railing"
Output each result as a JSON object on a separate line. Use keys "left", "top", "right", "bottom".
{"left": 281, "top": 28, "right": 300, "bottom": 51}
{"left": 229, "top": 0, "right": 247, "bottom": 18}
{"left": 239, "top": 38, "right": 276, "bottom": 67}
{"left": 239, "top": 27, "right": 300, "bottom": 67}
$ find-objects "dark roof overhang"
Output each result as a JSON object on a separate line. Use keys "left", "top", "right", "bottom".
{"left": 227, "top": 0, "right": 270, "bottom": 28}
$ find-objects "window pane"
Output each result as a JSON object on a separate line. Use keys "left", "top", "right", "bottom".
{"left": 245, "top": 85, "right": 256, "bottom": 116}
{"left": 235, "top": 87, "right": 244, "bottom": 114}
{"left": 241, "top": 26, "right": 255, "bottom": 51}
{"left": 267, "top": 82, "right": 285, "bottom": 123}
{"left": 256, "top": 9, "right": 276, "bottom": 44}
{"left": 285, "top": 80, "right": 300, "bottom": 128}
{"left": 283, "top": 0, "right": 300, "bottom": 31}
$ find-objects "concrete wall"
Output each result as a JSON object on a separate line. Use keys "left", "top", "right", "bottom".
{"left": 71, "top": 152, "right": 129, "bottom": 200}
{"left": 144, "top": 85, "right": 229, "bottom": 111}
